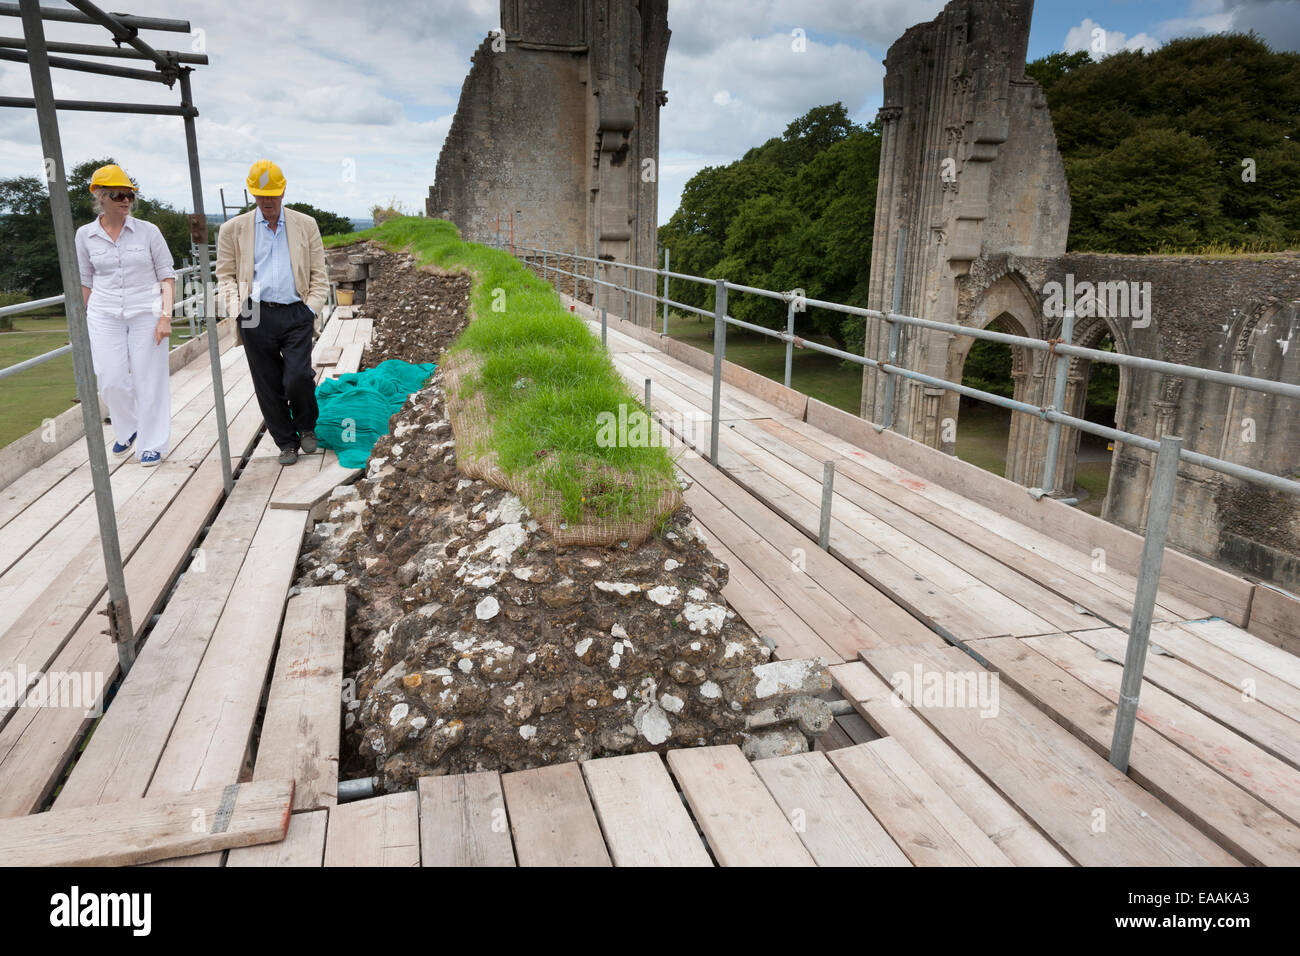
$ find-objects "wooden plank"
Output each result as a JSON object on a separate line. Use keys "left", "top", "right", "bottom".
{"left": 754, "top": 750, "right": 912, "bottom": 866}
{"left": 313, "top": 346, "right": 343, "bottom": 368}
{"left": 1142, "top": 621, "right": 1300, "bottom": 722}
{"left": 974, "top": 635, "right": 1300, "bottom": 866}
{"left": 860, "top": 644, "right": 1239, "bottom": 866}
{"left": 804, "top": 397, "right": 1249, "bottom": 624}
{"left": 737, "top": 419, "right": 1098, "bottom": 633}
{"left": 757, "top": 415, "right": 1197, "bottom": 622}
{"left": 1178, "top": 619, "right": 1300, "bottom": 691}
{"left": 54, "top": 459, "right": 280, "bottom": 809}
{"left": 666, "top": 744, "right": 814, "bottom": 866}
{"left": 1024, "top": 633, "right": 1300, "bottom": 829}
{"left": 269, "top": 462, "right": 363, "bottom": 511}
{"left": 829, "top": 661, "right": 1070, "bottom": 866}
{"left": 1247, "top": 586, "right": 1300, "bottom": 654}
{"left": 813, "top": 719, "right": 856, "bottom": 753}
{"left": 750, "top": 418, "right": 1145, "bottom": 629}
{"left": 581, "top": 752, "right": 712, "bottom": 867}
{"left": 0, "top": 341, "right": 238, "bottom": 554}
{"left": 501, "top": 762, "right": 611, "bottom": 867}
{"left": 620, "top": 351, "right": 770, "bottom": 422}
{"left": 0, "top": 461, "right": 225, "bottom": 817}
{"left": 676, "top": 448, "right": 939, "bottom": 650}
{"left": 827, "top": 739, "right": 1009, "bottom": 866}
{"left": 329, "top": 342, "right": 364, "bottom": 378}
{"left": 689, "top": 516, "right": 839, "bottom": 662}
{"left": 0, "top": 462, "right": 193, "bottom": 707}
{"left": 1068, "top": 627, "right": 1300, "bottom": 769}
{"left": 0, "top": 452, "right": 82, "bottom": 534}
{"left": 148, "top": 506, "right": 309, "bottom": 796}
{"left": 849, "top": 737, "right": 1014, "bottom": 866}
{"left": 688, "top": 483, "right": 887, "bottom": 660}
{"left": 417, "top": 772, "right": 516, "bottom": 867}
{"left": 168, "top": 370, "right": 256, "bottom": 461}
{"left": 0, "top": 779, "right": 292, "bottom": 867}
{"left": 253, "top": 586, "right": 347, "bottom": 812}
{"left": 0, "top": 464, "right": 152, "bottom": 628}
{"left": 324, "top": 792, "right": 420, "bottom": 866}
{"left": 835, "top": 712, "right": 880, "bottom": 743}
{"left": 705, "top": 443, "right": 1028, "bottom": 642}
{"left": 717, "top": 424, "right": 1061, "bottom": 638}
{"left": 226, "top": 809, "right": 328, "bottom": 867}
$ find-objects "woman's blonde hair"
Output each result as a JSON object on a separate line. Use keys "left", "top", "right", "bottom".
{"left": 91, "top": 185, "right": 135, "bottom": 216}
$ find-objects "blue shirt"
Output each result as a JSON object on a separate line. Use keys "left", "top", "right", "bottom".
{"left": 252, "top": 207, "right": 300, "bottom": 304}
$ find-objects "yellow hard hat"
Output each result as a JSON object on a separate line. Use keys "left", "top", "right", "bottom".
{"left": 246, "top": 159, "right": 286, "bottom": 197}
{"left": 89, "top": 163, "right": 134, "bottom": 193}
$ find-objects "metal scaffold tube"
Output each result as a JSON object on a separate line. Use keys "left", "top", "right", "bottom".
{"left": 1110, "top": 434, "right": 1184, "bottom": 773}
{"left": 18, "top": 0, "right": 134, "bottom": 671}
{"left": 179, "top": 69, "right": 232, "bottom": 493}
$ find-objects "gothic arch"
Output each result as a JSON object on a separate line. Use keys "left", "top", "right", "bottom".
{"left": 1055, "top": 312, "right": 1129, "bottom": 509}
{"left": 945, "top": 272, "right": 1045, "bottom": 483}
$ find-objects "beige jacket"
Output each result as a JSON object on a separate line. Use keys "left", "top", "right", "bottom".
{"left": 215, "top": 207, "right": 329, "bottom": 332}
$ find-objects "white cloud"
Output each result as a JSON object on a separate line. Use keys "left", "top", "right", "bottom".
{"left": 0, "top": 0, "right": 497, "bottom": 219}
{"left": 1064, "top": 18, "right": 1163, "bottom": 58}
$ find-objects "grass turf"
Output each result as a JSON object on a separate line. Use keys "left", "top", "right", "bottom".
{"left": 327, "top": 217, "right": 679, "bottom": 527}
{"left": 0, "top": 312, "right": 212, "bottom": 450}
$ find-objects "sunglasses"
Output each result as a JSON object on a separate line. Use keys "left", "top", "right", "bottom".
{"left": 104, "top": 190, "right": 135, "bottom": 202}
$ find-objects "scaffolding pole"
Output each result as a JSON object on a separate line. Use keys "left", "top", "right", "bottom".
{"left": 179, "top": 68, "right": 232, "bottom": 492}
{"left": 18, "top": 0, "right": 134, "bottom": 671}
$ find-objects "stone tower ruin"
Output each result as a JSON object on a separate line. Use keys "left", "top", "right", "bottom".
{"left": 861, "top": 0, "right": 1070, "bottom": 458}
{"left": 862, "top": 0, "right": 1300, "bottom": 593}
{"left": 428, "top": 0, "right": 670, "bottom": 326}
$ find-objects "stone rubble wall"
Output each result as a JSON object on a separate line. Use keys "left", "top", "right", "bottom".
{"left": 297, "top": 371, "right": 833, "bottom": 790}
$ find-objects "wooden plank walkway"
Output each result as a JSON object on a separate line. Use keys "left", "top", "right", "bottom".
{"left": 0, "top": 307, "right": 373, "bottom": 828}
{"left": 3, "top": 278, "right": 1297, "bottom": 869}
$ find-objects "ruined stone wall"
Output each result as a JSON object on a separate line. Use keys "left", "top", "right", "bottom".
{"left": 862, "top": 0, "right": 1070, "bottom": 442}
{"left": 428, "top": 31, "right": 589, "bottom": 253}
{"left": 1053, "top": 253, "right": 1300, "bottom": 592}
{"left": 429, "top": 0, "right": 670, "bottom": 326}
{"left": 862, "top": 0, "right": 1300, "bottom": 594}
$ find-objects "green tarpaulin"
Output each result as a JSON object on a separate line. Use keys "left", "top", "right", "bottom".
{"left": 314, "top": 359, "right": 436, "bottom": 468}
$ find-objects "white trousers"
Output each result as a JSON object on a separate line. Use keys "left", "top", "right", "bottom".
{"left": 86, "top": 309, "right": 170, "bottom": 457}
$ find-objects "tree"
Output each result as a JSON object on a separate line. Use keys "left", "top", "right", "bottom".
{"left": 657, "top": 104, "right": 881, "bottom": 349}
{"left": 0, "top": 157, "right": 190, "bottom": 296}
{"left": 286, "top": 201, "right": 353, "bottom": 237}
{"left": 1029, "top": 34, "right": 1300, "bottom": 251}
{"left": 1066, "top": 128, "right": 1226, "bottom": 252}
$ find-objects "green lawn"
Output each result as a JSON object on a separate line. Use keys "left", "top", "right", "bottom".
{"left": 662, "top": 311, "right": 863, "bottom": 413}
{"left": 0, "top": 330, "right": 79, "bottom": 448}
{"left": 953, "top": 402, "right": 1112, "bottom": 512}
{"left": 0, "top": 313, "right": 204, "bottom": 449}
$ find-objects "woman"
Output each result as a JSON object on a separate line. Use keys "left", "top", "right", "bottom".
{"left": 74, "top": 163, "right": 176, "bottom": 465}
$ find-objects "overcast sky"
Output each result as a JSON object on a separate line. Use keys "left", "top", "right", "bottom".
{"left": 1, "top": 0, "right": 1296, "bottom": 226}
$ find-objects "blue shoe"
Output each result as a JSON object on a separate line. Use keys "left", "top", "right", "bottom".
{"left": 112, "top": 432, "right": 137, "bottom": 458}
{"left": 139, "top": 450, "right": 162, "bottom": 467}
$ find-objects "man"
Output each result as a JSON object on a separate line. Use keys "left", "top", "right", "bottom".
{"left": 215, "top": 159, "right": 328, "bottom": 465}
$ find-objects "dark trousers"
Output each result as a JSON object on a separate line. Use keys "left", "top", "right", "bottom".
{"left": 241, "top": 299, "right": 318, "bottom": 450}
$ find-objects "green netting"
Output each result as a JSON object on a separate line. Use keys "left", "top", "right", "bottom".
{"left": 314, "top": 359, "right": 436, "bottom": 468}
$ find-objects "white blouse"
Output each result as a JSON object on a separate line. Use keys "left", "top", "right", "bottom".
{"left": 75, "top": 215, "right": 177, "bottom": 319}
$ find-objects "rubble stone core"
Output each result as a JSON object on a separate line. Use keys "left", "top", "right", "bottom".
{"left": 296, "top": 243, "right": 832, "bottom": 789}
